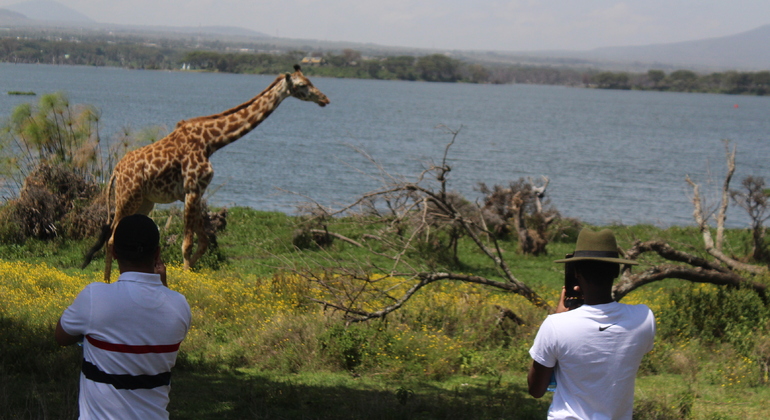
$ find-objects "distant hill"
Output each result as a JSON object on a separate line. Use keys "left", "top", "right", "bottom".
{"left": 580, "top": 24, "right": 770, "bottom": 71}
{"left": 0, "top": 7, "right": 32, "bottom": 25}
{"left": 116, "top": 24, "right": 271, "bottom": 39}
{"left": 4, "top": 0, "right": 95, "bottom": 23}
{"left": 0, "top": 0, "right": 270, "bottom": 39}
{"left": 476, "top": 25, "right": 770, "bottom": 72}
{"left": 0, "top": 0, "right": 767, "bottom": 72}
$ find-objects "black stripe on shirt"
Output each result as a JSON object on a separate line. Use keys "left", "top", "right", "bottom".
{"left": 82, "top": 360, "right": 171, "bottom": 390}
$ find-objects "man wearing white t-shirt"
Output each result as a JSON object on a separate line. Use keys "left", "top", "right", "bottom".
{"left": 56, "top": 214, "right": 191, "bottom": 419}
{"left": 528, "top": 229, "right": 655, "bottom": 420}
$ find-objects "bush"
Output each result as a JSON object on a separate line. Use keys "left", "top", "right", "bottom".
{"left": 633, "top": 389, "right": 695, "bottom": 420}
{"left": 318, "top": 324, "right": 375, "bottom": 371}
{"left": 656, "top": 284, "right": 770, "bottom": 356}
{"left": 0, "top": 163, "right": 103, "bottom": 242}
{"left": 156, "top": 204, "right": 228, "bottom": 270}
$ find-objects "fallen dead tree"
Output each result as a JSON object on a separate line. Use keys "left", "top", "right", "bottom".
{"left": 615, "top": 141, "right": 768, "bottom": 302}
{"left": 283, "top": 134, "right": 768, "bottom": 323}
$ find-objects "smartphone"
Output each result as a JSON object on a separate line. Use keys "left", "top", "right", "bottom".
{"left": 563, "top": 253, "right": 584, "bottom": 309}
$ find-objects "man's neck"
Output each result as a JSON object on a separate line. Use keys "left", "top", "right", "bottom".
{"left": 581, "top": 287, "right": 614, "bottom": 305}
{"left": 117, "top": 263, "right": 155, "bottom": 274}
{"left": 583, "top": 296, "right": 614, "bottom": 305}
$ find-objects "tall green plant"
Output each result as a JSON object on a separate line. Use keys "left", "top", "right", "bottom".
{"left": 0, "top": 92, "right": 104, "bottom": 190}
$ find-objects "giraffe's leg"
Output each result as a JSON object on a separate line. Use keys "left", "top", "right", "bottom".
{"left": 136, "top": 199, "right": 156, "bottom": 216}
{"left": 104, "top": 233, "right": 115, "bottom": 283}
{"left": 189, "top": 211, "right": 210, "bottom": 269}
{"left": 182, "top": 191, "right": 209, "bottom": 270}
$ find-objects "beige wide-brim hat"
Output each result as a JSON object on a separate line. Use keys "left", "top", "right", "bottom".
{"left": 554, "top": 228, "right": 638, "bottom": 265}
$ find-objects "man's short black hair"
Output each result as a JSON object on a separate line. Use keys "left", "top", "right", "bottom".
{"left": 113, "top": 214, "right": 159, "bottom": 263}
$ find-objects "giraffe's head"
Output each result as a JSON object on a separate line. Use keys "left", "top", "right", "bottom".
{"left": 285, "top": 65, "right": 330, "bottom": 107}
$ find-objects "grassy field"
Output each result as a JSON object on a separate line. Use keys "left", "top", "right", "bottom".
{"left": 1, "top": 207, "right": 769, "bottom": 419}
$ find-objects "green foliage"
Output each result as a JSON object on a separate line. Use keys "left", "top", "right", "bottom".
{"left": 633, "top": 389, "right": 695, "bottom": 420}
{"left": 0, "top": 315, "right": 80, "bottom": 419}
{"left": 0, "top": 163, "right": 103, "bottom": 243}
{"left": 151, "top": 206, "right": 228, "bottom": 271}
{"left": 0, "top": 35, "right": 179, "bottom": 69}
{"left": 318, "top": 324, "right": 378, "bottom": 371}
{"left": 3, "top": 34, "right": 769, "bottom": 95}
{"left": 666, "top": 70, "right": 700, "bottom": 92}
{"left": 181, "top": 50, "right": 299, "bottom": 74}
{"left": 594, "top": 71, "right": 631, "bottom": 89}
{"left": 599, "top": 68, "right": 770, "bottom": 95}
{"left": 656, "top": 284, "right": 770, "bottom": 356}
{"left": 415, "top": 54, "right": 463, "bottom": 82}
{"left": 647, "top": 69, "right": 666, "bottom": 86}
{"left": 0, "top": 92, "right": 104, "bottom": 188}
{"left": 0, "top": 93, "right": 165, "bottom": 244}
{"left": 4, "top": 211, "right": 770, "bottom": 417}
{"left": 381, "top": 56, "right": 418, "bottom": 80}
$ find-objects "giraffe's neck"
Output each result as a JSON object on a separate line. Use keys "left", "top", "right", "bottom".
{"left": 187, "top": 75, "right": 292, "bottom": 155}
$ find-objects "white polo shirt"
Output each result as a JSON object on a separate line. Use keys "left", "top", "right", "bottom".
{"left": 529, "top": 302, "right": 655, "bottom": 420}
{"left": 60, "top": 272, "right": 191, "bottom": 420}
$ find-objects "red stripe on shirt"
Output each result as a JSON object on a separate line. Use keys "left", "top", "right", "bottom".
{"left": 86, "top": 335, "right": 181, "bottom": 354}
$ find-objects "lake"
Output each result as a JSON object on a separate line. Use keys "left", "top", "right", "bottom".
{"left": 1, "top": 62, "right": 768, "bottom": 227}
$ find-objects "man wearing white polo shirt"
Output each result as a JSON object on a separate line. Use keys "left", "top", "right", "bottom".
{"left": 527, "top": 229, "right": 655, "bottom": 419}
{"left": 56, "top": 214, "right": 191, "bottom": 419}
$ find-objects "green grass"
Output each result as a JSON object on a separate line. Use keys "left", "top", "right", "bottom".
{"left": 2, "top": 207, "right": 770, "bottom": 419}
{"left": 169, "top": 369, "right": 550, "bottom": 419}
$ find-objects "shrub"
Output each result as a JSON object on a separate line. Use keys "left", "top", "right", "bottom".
{"left": 0, "top": 162, "right": 104, "bottom": 242}
{"left": 656, "top": 284, "right": 770, "bottom": 355}
{"left": 318, "top": 324, "right": 374, "bottom": 371}
{"left": 633, "top": 389, "right": 695, "bottom": 420}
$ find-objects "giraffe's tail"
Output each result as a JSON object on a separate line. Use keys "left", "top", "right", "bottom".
{"left": 104, "top": 172, "right": 116, "bottom": 227}
{"left": 81, "top": 224, "right": 111, "bottom": 269}
{"left": 81, "top": 173, "right": 116, "bottom": 269}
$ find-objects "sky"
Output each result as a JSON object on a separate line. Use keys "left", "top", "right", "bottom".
{"left": 3, "top": 0, "right": 770, "bottom": 52}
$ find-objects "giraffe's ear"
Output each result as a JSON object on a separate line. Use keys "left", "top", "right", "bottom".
{"left": 285, "top": 73, "right": 291, "bottom": 82}
{"left": 293, "top": 64, "right": 301, "bottom": 72}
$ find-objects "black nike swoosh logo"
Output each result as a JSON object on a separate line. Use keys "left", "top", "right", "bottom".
{"left": 599, "top": 324, "right": 617, "bottom": 331}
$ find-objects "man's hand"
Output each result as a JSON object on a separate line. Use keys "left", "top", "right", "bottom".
{"left": 528, "top": 360, "right": 555, "bottom": 398}
{"left": 55, "top": 319, "right": 83, "bottom": 346}
{"left": 556, "top": 286, "right": 570, "bottom": 313}
{"left": 556, "top": 284, "right": 584, "bottom": 313}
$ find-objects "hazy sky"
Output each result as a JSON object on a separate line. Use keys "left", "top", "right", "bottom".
{"left": 4, "top": 0, "right": 770, "bottom": 51}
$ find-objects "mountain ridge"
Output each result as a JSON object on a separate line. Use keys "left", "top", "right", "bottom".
{"left": 1, "top": 0, "right": 768, "bottom": 71}
{"left": 3, "top": 0, "right": 94, "bottom": 23}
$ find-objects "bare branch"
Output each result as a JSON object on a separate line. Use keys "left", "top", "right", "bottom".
{"left": 494, "top": 304, "right": 525, "bottom": 326}
{"left": 687, "top": 175, "right": 767, "bottom": 274}
{"left": 716, "top": 140, "right": 736, "bottom": 250}
{"left": 625, "top": 240, "right": 731, "bottom": 273}
{"left": 614, "top": 264, "right": 767, "bottom": 302}
{"left": 282, "top": 130, "right": 770, "bottom": 329}
{"left": 309, "top": 229, "right": 363, "bottom": 248}
{"left": 528, "top": 175, "right": 550, "bottom": 214}
{"left": 309, "top": 271, "right": 545, "bottom": 323}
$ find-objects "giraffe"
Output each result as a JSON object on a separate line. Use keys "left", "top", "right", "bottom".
{"left": 83, "top": 65, "right": 330, "bottom": 281}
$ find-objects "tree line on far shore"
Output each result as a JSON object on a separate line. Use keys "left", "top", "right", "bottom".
{"left": 594, "top": 69, "right": 770, "bottom": 95}
{"left": 1, "top": 35, "right": 769, "bottom": 95}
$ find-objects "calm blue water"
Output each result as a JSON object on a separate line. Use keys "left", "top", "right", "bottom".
{"left": 1, "top": 63, "right": 768, "bottom": 227}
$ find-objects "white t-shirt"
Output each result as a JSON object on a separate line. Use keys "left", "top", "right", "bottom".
{"left": 529, "top": 302, "right": 655, "bottom": 420}
{"left": 60, "top": 272, "right": 191, "bottom": 420}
